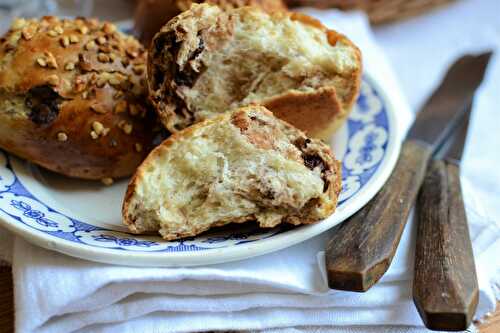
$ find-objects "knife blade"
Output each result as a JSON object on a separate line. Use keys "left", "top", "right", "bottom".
{"left": 407, "top": 53, "right": 491, "bottom": 151}
{"left": 441, "top": 106, "right": 471, "bottom": 162}
{"left": 325, "top": 52, "right": 492, "bottom": 292}
{"left": 413, "top": 107, "right": 479, "bottom": 331}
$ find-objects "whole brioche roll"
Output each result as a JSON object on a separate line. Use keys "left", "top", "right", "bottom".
{"left": 148, "top": 4, "right": 362, "bottom": 140}
{"left": 0, "top": 16, "right": 158, "bottom": 181}
{"left": 123, "top": 106, "right": 341, "bottom": 240}
{"left": 134, "top": 0, "right": 288, "bottom": 46}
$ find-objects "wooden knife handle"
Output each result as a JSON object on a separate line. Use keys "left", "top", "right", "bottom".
{"left": 325, "top": 140, "right": 433, "bottom": 291}
{"left": 413, "top": 160, "right": 478, "bottom": 331}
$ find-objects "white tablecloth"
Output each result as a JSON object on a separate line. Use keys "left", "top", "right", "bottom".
{"left": 0, "top": 1, "right": 499, "bottom": 332}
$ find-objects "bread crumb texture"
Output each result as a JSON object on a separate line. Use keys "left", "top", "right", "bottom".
{"left": 123, "top": 106, "right": 341, "bottom": 240}
{"left": 149, "top": 4, "right": 361, "bottom": 133}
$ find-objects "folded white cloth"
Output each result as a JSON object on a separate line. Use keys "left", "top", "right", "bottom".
{"left": 12, "top": 205, "right": 498, "bottom": 333}
{"left": 3, "top": 1, "right": 500, "bottom": 332}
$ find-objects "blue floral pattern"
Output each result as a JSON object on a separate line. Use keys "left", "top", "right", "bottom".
{"left": 10, "top": 200, "right": 58, "bottom": 228}
{"left": 92, "top": 234, "right": 158, "bottom": 247}
{"left": 0, "top": 77, "right": 390, "bottom": 253}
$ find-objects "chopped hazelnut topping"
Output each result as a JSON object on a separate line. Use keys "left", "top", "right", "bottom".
{"left": 85, "top": 40, "right": 97, "bottom": 51}
{"left": 78, "top": 53, "right": 92, "bottom": 72}
{"left": 92, "top": 121, "right": 104, "bottom": 134}
{"left": 90, "top": 131, "right": 99, "bottom": 139}
{"left": 90, "top": 104, "right": 107, "bottom": 114}
{"left": 97, "top": 53, "right": 109, "bottom": 63}
{"left": 57, "top": 132, "right": 68, "bottom": 142}
{"left": 90, "top": 121, "right": 110, "bottom": 138}
{"left": 39, "top": 20, "right": 49, "bottom": 28}
{"left": 113, "top": 90, "right": 124, "bottom": 99}
{"left": 47, "top": 74, "right": 59, "bottom": 86}
{"left": 118, "top": 120, "right": 133, "bottom": 134}
{"left": 74, "top": 76, "right": 86, "bottom": 92}
{"left": 102, "top": 23, "right": 116, "bottom": 34}
{"left": 64, "top": 62, "right": 75, "bottom": 71}
{"left": 96, "top": 77, "right": 107, "bottom": 88}
{"left": 44, "top": 51, "right": 58, "bottom": 68}
{"left": 47, "top": 59, "right": 57, "bottom": 69}
{"left": 47, "top": 30, "right": 58, "bottom": 37}
{"left": 108, "top": 53, "right": 117, "bottom": 61}
{"left": 96, "top": 36, "right": 106, "bottom": 45}
{"left": 126, "top": 48, "right": 138, "bottom": 59}
{"left": 12, "top": 18, "right": 27, "bottom": 30}
{"left": 36, "top": 57, "right": 47, "bottom": 67}
{"left": 135, "top": 143, "right": 143, "bottom": 152}
{"left": 6, "top": 32, "right": 21, "bottom": 48}
{"left": 102, "top": 72, "right": 114, "bottom": 80}
{"left": 101, "top": 178, "right": 113, "bottom": 186}
{"left": 21, "top": 27, "right": 34, "bottom": 40}
{"left": 88, "top": 18, "right": 99, "bottom": 28}
{"left": 78, "top": 25, "right": 89, "bottom": 34}
{"left": 108, "top": 76, "right": 121, "bottom": 86}
{"left": 60, "top": 36, "right": 70, "bottom": 47}
{"left": 69, "top": 34, "right": 79, "bottom": 43}
{"left": 132, "top": 65, "right": 145, "bottom": 75}
{"left": 123, "top": 123, "right": 133, "bottom": 135}
{"left": 53, "top": 25, "right": 63, "bottom": 34}
{"left": 114, "top": 100, "right": 127, "bottom": 113}
{"left": 99, "top": 45, "right": 112, "bottom": 53}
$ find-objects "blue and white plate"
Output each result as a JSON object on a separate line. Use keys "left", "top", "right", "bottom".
{"left": 0, "top": 74, "right": 400, "bottom": 266}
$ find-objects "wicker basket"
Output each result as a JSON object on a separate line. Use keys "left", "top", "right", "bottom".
{"left": 286, "top": 0, "right": 456, "bottom": 24}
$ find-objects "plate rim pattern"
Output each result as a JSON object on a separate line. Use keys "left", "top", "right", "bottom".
{"left": 0, "top": 73, "right": 400, "bottom": 266}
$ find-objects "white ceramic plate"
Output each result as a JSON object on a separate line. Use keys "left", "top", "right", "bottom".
{"left": 0, "top": 74, "right": 400, "bottom": 266}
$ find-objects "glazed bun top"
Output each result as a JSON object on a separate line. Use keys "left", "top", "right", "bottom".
{"left": 0, "top": 16, "right": 147, "bottom": 114}
{"left": 0, "top": 17, "right": 159, "bottom": 180}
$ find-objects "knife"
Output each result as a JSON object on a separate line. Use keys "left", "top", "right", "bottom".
{"left": 413, "top": 107, "right": 478, "bottom": 331}
{"left": 325, "top": 53, "right": 492, "bottom": 292}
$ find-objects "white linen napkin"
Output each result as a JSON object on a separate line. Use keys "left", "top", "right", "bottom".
{"left": 3, "top": 2, "right": 500, "bottom": 332}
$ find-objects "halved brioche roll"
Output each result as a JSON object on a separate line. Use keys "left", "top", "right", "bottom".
{"left": 148, "top": 3, "right": 361, "bottom": 140}
{"left": 123, "top": 106, "right": 341, "bottom": 240}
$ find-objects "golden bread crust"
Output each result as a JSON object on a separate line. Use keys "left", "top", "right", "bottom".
{"left": 261, "top": 87, "right": 343, "bottom": 141}
{"left": 0, "top": 17, "right": 158, "bottom": 180}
